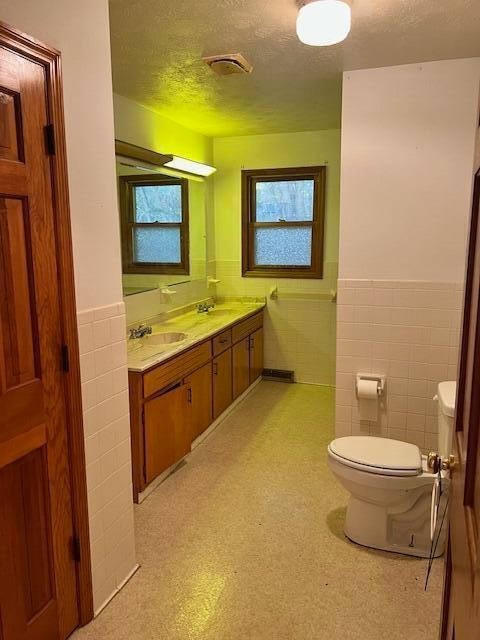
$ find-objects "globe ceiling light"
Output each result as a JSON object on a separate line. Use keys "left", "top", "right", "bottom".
{"left": 296, "top": 0, "right": 352, "bottom": 47}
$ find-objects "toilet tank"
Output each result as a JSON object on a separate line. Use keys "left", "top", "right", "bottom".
{"left": 437, "top": 381, "right": 457, "bottom": 458}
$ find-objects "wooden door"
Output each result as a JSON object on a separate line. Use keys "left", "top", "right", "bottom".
{"left": 144, "top": 384, "right": 188, "bottom": 484}
{"left": 0, "top": 42, "right": 79, "bottom": 640}
{"left": 249, "top": 328, "right": 264, "bottom": 384}
{"left": 213, "top": 349, "right": 233, "bottom": 419}
{"left": 444, "top": 169, "right": 480, "bottom": 638}
{"left": 232, "top": 338, "right": 250, "bottom": 399}
{"left": 185, "top": 363, "right": 213, "bottom": 441}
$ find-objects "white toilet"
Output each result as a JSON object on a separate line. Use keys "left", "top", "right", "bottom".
{"left": 328, "top": 381, "right": 456, "bottom": 558}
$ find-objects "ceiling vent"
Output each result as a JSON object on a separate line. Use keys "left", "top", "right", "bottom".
{"left": 202, "top": 53, "right": 253, "bottom": 76}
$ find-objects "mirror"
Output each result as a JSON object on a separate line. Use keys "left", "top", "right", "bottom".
{"left": 116, "top": 160, "right": 207, "bottom": 296}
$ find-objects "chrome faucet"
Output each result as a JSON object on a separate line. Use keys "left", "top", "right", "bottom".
{"left": 129, "top": 324, "right": 152, "bottom": 339}
{"left": 197, "top": 302, "right": 215, "bottom": 314}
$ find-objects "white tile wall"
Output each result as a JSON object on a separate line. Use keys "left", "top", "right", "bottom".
{"left": 335, "top": 280, "right": 463, "bottom": 451}
{"left": 78, "top": 302, "right": 137, "bottom": 613}
{"left": 264, "top": 297, "right": 336, "bottom": 385}
{"left": 215, "top": 260, "right": 338, "bottom": 386}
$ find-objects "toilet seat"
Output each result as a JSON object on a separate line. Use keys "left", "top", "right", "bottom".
{"left": 328, "top": 436, "right": 422, "bottom": 477}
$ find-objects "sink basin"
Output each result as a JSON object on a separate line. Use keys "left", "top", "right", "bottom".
{"left": 146, "top": 332, "right": 188, "bottom": 345}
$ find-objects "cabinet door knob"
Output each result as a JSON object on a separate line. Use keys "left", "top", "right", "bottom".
{"left": 213, "top": 362, "right": 218, "bottom": 375}
{"left": 187, "top": 388, "right": 192, "bottom": 403}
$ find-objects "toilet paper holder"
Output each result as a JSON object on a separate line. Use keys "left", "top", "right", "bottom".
{"left": 356, "top": 374, "right": 386, "bottom": 397}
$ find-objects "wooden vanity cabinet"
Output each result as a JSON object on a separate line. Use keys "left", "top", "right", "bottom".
{"left": 232, "top": 338, "right": 250, "bottom": 399}
{"left": 213, "top": 349, "right": 233, "bottom": 418}
{"left": 232, "top": 314, "right": 264, "bottom": 398}
{"left": 144, "top": 383, "right": 188, "bottom": 485}
{"left": 129, "top": 309, "right": 264, "bottom": 501}
{"left": 184, "top": 362, "right": 213, "bottom": 440}
{"left": 249, "top": 327, "right": 264, "bottom": 384}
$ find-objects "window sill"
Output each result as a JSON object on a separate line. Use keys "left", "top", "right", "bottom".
{"left": 242, "top": 269, "right": 323, "bottom": 280}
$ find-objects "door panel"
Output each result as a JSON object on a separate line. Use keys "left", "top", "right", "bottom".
{"left": 0, "top": 447, "right": 57, "bottom": 640}
{"left": 0, "top": 90, "right": 23, "bottom": 162}
{"left": 447, "top": 169, "right": 480, "bottom": 638}
{"left": 232, "top": 338, "right": 250, "bottom": 399}
{"left": 0, "top": 197, "right": 37, "bottom": 389}
{"left": 0, "top": 43, "right": 78, "bottom": 640}
{"left": 185, "top": 363, "right": 213, "bottom": 440}
{"left": 213, "top": 349, "right": 232, "bottom": 419}
{"left": 144, "top": 383, "right": 191, "bottom": 484}
{"left": 144, "top": 386, "right": 180, "bottom": 484}
{"left": 249, "top": 328, "right": 263, "bottom": 384}
{"left": 176, "top": 385, "right": 192, "bottom": 461}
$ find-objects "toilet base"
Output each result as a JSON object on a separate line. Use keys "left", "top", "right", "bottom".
{"left": 344, "top": 494, "right": 447, "bottom": 558}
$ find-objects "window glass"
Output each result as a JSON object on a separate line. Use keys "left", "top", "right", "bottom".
{"left": 134, "top": 184, "right": 182, "bottom": 223}
{"left": 255, "top": 179, "right": 314, "bottom": 222}
{"left": 133, "top": 227, "right": 181, "bottom": 263}
{"left": 254, "top": 227, "right": 312, "bottom": 266}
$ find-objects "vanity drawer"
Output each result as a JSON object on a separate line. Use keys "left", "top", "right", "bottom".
{"left": 212, "top": 329, "right": 232, "bottom": 356}
{"left": 143, "top": 341, "right": 212, "bottom": 398}
{"left": 232, "top": 312, "right": 263, "bottom": 344}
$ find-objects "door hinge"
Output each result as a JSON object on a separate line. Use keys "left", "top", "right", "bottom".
{"left": 61, "top": 344, "right": 70, "bottom": 372}
{"left": 72, "top": 536, "right": 81, "bottom": 563}
{"left": 44, "top": 123, "right": 56, "bottom": 155}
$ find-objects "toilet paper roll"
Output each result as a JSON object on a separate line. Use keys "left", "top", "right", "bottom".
{"left": 357, "top": 379, "right": 379, "bottom": 421}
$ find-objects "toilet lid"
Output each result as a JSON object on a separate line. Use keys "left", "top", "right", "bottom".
{"left": 328, "top": 436, "right": 422, "bottom": 476}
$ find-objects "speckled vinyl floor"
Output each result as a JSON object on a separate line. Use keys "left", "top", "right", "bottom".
{"left": 73, "top": 381, "right": 443, "bottom": 640}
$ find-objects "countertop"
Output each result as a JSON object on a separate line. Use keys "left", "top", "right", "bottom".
{"left": 127, "top": 300, "right": 265, "bottom": 373}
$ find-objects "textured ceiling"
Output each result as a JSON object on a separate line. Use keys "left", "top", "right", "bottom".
{"left": 109, "top": 0, "right": 480, "bottom": 137}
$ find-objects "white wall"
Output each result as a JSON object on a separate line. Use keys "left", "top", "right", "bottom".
{"left": 113, "top": 93, "right": 213, "bottom": 165}
{"left": 0, "top": 0, "right": 136, "bottom": 614}
{"left": 336, "top": 58, "right": 480, "bottom": 449}
{"left": 339, "top": 58, "right": 480, "bottom": 282}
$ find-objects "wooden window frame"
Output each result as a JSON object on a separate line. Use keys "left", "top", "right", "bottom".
{"left": 119, "top": 174, "right": 190, "bottom": 275}
{"left": 241, "top": 166, "right": 326, "bottom": 279}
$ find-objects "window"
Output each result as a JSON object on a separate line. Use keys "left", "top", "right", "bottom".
{"left": 241, "top": 166, "right": 326, "bottom": 278}
{"left": 119, "top": 174, "right": 189, "bottom": 274}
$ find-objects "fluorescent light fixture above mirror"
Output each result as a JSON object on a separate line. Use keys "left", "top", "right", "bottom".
{"left": 114, "top": 140, "right": 216, "bottom": 178}
{"left": 164, "top": 156, "right": 216, "bottom": 177}
{"left": 296, "top": 0, "right": 351, "bottom": 46}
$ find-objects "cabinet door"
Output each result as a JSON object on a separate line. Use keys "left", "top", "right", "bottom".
{"left": 185, "top": 362, "right": 213, "bottom": 441}
{"left": 144, "top": 384, "right": 188, "bottom": 484}
{"left": 232, "top": 338, "right": 250, "bottom": 399}
{"left": 213, "top": 348, "right": 233, "bottom": 419}
{"left": 250, "top": 328, "right": 264, "bottom": 383}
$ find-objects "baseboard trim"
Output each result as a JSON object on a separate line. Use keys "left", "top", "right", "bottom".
{"left": 93, "top": 563, "right": 140, "bottom": 617}
{"left": 137, "top": 461, "right": 184, "bottom": 503}
{"left": 294, "top": 381, "right": 335, "bottom": 388}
